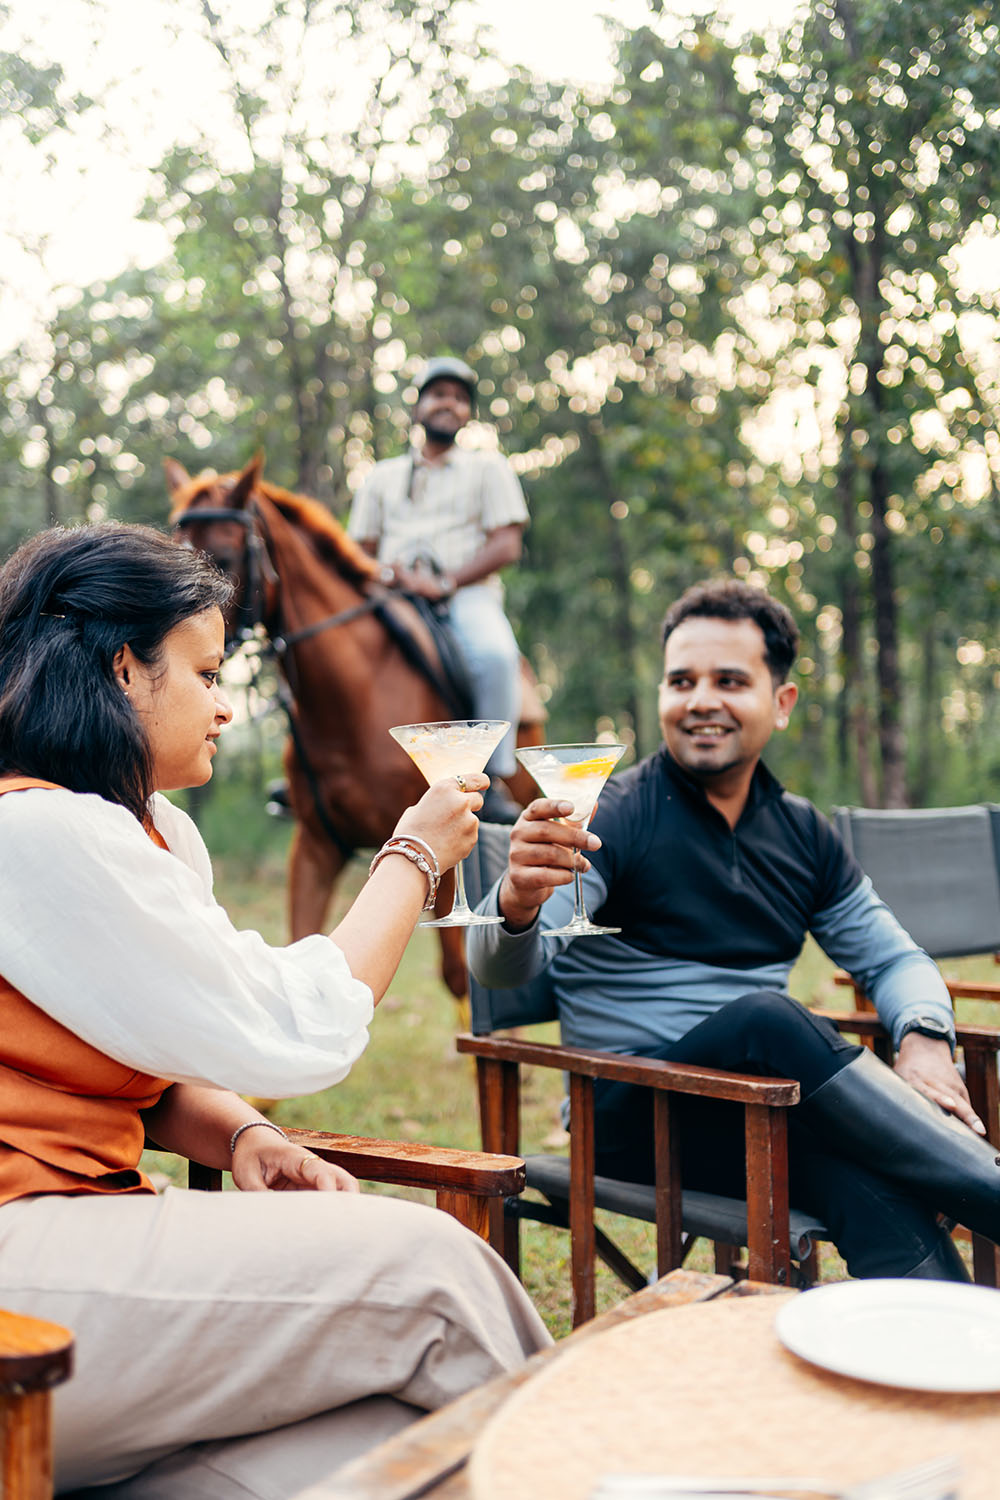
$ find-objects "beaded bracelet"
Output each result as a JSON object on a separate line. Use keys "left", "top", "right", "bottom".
{"left": 229, "top": 1119, "right": 289, "bottom": 1153}
{"left": 368, "top": 836, "right": 440, "bottom": 910}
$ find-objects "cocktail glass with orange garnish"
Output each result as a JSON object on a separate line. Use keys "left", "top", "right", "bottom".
{"left": 514, "top": 742, "right": 625, "bottom": 937}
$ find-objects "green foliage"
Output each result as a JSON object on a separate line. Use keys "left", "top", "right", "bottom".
{"left": 3, "top": 0, "right": 1000, "bottom": 806}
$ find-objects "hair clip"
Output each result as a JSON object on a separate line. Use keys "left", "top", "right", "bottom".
{"left": 40, "top": 611, "right": 66, "bottom": 619}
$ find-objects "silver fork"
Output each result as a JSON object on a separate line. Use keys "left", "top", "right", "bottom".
{"left": 588, "top": 1453, "right": 962, "bottom": 1500}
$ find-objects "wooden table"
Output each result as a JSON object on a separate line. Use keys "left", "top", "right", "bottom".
{"left": 305, "top": 1271, "right": 770, "bottom": 1500}
{"left": 309, "top": 1271, "right": 1000, "bottom": 1500}
{"left": 470, "top": 1290, "right": 1000, "bottom": 1500}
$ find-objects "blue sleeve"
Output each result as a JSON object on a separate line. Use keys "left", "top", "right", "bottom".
{"left": 467, "top": 869, "right": 610, "bottom": 987}
{"left": 810, "top": 876, "right": 955, "bottom": 1051}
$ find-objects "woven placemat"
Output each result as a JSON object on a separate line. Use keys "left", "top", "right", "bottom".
{"left": 470, "top": 1292, "right": 1000, "bottom": 1500}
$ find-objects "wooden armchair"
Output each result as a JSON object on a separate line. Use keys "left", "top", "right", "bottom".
{"left": 827, "top": 803, "right": 1000, "bottom": 1285}
{"left": 3, "top": 1132, "right": 527, "bottom": 1499}
{"left": 460, "top": 824, "right": 823, "bottom": 1326}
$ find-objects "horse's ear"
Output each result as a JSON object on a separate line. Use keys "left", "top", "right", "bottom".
{"left": 164, "top": 458, "right": 190, "bottom": 495}
{"left": 226, "top": 452, "right": 264, "bottom": 512}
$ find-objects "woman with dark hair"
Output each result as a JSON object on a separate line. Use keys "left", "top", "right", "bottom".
{"left": 0, "top": 523, "right": 549, "bottom": 1499}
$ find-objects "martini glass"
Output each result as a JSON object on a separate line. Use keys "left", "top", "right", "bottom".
{"left": 514, "top": 742, "right": 626, "bottom": 938}
{"left": 388, "top": 719, "right": 510, "bottom": 927}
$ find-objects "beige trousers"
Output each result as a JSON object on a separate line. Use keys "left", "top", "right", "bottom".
{"left": 0, "top": 1186, "right": 551, "bottom": 1497}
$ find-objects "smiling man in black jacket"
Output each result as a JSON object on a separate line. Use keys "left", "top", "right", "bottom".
{"left": 469, "top": 578, "right": 999, "bottom": 1281}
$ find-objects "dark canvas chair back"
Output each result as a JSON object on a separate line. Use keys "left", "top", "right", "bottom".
{"left": 463, "top": 823, "right": 557, "bottom": 1034}
{"left": 833, "top": 804, "right": 1000, "bottom": 960}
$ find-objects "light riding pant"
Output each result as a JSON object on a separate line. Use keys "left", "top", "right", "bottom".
{"left": 447, "top": 586, "right": 521, "bottom": 776}
{"left": 0, "top": 1186, "right": 550, "bottom": 1497}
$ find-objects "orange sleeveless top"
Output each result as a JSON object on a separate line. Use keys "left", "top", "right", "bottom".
{"left": 0, "top": 777, "right": 171, "bottom": 1206}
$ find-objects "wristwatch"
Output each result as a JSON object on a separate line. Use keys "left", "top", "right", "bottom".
{"left": 897, "top": 1015, "right": 954, "bottom": 1047}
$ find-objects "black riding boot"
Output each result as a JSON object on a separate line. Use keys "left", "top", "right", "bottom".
{"left": 903, "top": 1229, "right": 972, "bottom": 1282}
{"left": 803, "top": 1048, "right": 1000, "bottom": 1247}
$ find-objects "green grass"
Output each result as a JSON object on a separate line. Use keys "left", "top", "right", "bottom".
{"left": 144, "top": 831, "right": 985, "bottom": 1337}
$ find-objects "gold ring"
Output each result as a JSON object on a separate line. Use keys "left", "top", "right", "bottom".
{"left": 456, "top": 774, "right": 467, "bottom": 792}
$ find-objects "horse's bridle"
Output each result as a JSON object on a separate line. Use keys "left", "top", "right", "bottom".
{"left": 173, "top": 501, "right": 383, "bottom": 660}
{"left": 174, "top": 504, "right": 276, "bottom": 656}
{"left": 173, "top": 498, "right": 387, "bottom": 861}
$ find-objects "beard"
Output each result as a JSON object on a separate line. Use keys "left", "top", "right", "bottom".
{"left": 423, "top": 419, "right": 459, "bottom": 446}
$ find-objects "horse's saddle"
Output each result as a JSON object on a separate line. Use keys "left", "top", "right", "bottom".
{"left": 372, "top": 592, "right": 475, "bottom": 718}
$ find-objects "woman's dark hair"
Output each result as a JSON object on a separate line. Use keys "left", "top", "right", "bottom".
{"left": 0, "top": 522, "right": 233, "bottom": 820}
{"left": 661, "top": 578, "right": 799, "bottom": 684}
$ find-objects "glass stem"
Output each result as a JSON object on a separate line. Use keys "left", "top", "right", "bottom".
{"left": 571, "top": 815, "right": 592, "bottom": 924}
{"left": 450, "top": 858, "right": 473, "bottom": 917}
{"left": 572, "top": 860, "right": 589, "bottom": 925}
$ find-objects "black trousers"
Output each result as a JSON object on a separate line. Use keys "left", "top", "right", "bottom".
{"left": 592, "top": 991, "right": 946, "bottom": 1278}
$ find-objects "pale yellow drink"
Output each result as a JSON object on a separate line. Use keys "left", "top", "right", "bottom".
{"left": 515, "top": 742, "right": 626, "bottom": 938}
{"left": 395, "top": 723, "right": 507, "bottom": 785}
{"left": 388, "top": 719, "right": 510, "bottom": 927}
{"left": 520, "top": 751, "right": 621, "bottom": 825}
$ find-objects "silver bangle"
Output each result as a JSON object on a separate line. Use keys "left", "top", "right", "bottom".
{"left": 229, "top": 1119, "right": 289, "bottom": 1154}
{"left": 389, "top": 834, "right": 440, "bottom": 879}
{"left": 368, "top": 838, "right": 439, "bottom": 910}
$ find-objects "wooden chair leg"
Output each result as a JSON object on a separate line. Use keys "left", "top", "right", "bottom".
{"left": 568, "top": 1073, "right": 598, "bottom": 1327}
{"left": 797, "top": 1243, "right": 820, "bottom": 1287}
{"left": 713, "top": 1242, "right": 745, "bottom": 1279}
{"left": 477, "top": 1057, "right": 522, "bottom": 1273}
{"left": 187, "top": 1161, "right": 223, "bottom": 1191}
{"left": 653, "top": 1091, "right": 683, "bottom": 1277}
{"left": 744, "top": 1102, "right": 791, "bottom": 1286}
{"left": 0, "top": 1310, "right": 74, "bottom": 1500}
{"left": 961, "top": 1042, "right": 1000, "bottom": 1286}
{"left": 436, "top": 1191, "right": 489, "bottom": 1240}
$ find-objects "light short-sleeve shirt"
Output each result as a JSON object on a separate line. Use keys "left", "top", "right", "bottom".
{"left": 348, "top": 445, "right": 528, "bottom": 600}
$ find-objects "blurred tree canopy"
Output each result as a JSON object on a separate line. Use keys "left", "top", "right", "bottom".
{"left": 1, "top": 0, "right": 998, "bottom": 808}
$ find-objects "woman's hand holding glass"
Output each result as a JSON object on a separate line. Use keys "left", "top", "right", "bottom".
{"left": 392, "top": 773, "right": 488, "bottom": 875}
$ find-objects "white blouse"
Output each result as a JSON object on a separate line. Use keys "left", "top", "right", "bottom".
{"left": 0, "top": 786, "right": 373, "bottom": 1097}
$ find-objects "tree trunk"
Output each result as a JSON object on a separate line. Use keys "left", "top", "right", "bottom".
{"left": 911, "top": 619, "right": 937, "bottom": 807}
{"left": 867, "top": 450, "right": 907, "bottom": 806}
{"left": 835, "top": 448, "right": 878, "bottom": 805}
{"left": 578, "top": 418, "right": 644, "bottom": 755}
{"left": 836, "top": 0, "right": 907, "bottom": 807}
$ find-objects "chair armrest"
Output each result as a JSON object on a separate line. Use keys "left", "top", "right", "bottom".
{"left": 944, "top": 979, "right": 1000, "bottom": 1003}
{"left": 456, "top": 1033, "right": 800, "bottom": 1106}
{"left": 148, "top": 1132, "right": 526, "bottom": 1239}
{"left": 0, "top": 1310, "right": 73, "bottom": 1395}
{"left": 817, "top": 1009, "right": 1000, "bottom": 1053}
{"left": 281, "top": 1129, "right": 526, "bottom": 1197}
{"left": 834, "top": 969, "right": 1000, "bottom": 1005}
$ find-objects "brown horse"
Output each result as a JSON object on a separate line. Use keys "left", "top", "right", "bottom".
{"left": 166, "top": 454, "right": 543, "bottom": 997}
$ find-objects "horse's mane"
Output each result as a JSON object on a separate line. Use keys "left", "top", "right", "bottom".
{"left": 256, "top": 480, "right": 378, "bottom": 584}
{"left": 170, "top": 469, "right": 377, "bottom": 585}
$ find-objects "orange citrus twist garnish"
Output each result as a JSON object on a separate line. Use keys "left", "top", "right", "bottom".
{"left": 562, "top": 757, "right": 618, "bottom": 780}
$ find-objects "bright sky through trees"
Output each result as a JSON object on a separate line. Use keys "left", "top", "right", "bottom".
{"left": 0, "top": 0, "right": 802, "bottom": 351}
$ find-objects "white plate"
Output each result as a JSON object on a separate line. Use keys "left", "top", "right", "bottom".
{"left": 775, "top": 1279, "right": 1000, "bottom": 1391}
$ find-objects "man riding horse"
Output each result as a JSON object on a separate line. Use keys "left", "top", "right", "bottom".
{"left": 348, "top": 356, "right": 527, "bottom": 824}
